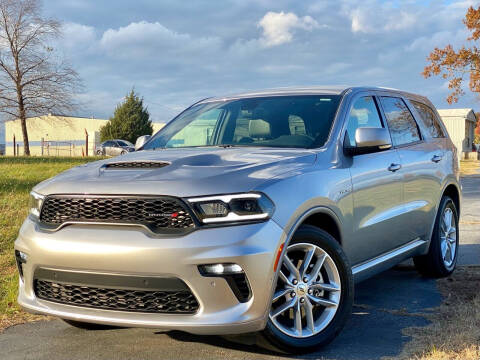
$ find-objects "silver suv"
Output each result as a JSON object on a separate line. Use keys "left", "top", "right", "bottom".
{"left": 15, "top": 86, "right": 461, "bottom": 353}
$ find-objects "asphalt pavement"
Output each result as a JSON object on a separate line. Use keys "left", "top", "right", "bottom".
{"left": 1, "top": 174, "right": 479, "bottom": 360}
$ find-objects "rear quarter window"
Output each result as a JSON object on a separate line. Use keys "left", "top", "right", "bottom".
{"left": 409, "top": 100, "right": 445, "bottom": 138}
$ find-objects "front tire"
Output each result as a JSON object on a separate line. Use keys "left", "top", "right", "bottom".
{"left": 262, "top": 225, "right": 354, "bottom": 353}
{"left": 414, "top": 196, "right": 459, "bottom": 278}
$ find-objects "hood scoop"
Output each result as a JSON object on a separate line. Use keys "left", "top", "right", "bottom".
{"left": 103, "top": 161, "right": 170, "bottom": 170}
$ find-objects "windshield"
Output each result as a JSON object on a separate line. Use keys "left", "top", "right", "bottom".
{"left": 117, "top": 140, "right": 133, "bottom": 147}
{"left": 144, "top": 95, "right": 341, "bottom": 150}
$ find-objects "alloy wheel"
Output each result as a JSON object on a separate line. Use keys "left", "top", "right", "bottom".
{"left": 440, "top": 207, "right": 457, "bottom": 269}
{"left": 269, "top": 243, "right": 341, "bottom": 338}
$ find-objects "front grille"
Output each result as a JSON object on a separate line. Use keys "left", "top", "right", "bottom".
{"left": 34, "top": 279, "right": 199, "bottom": 313}
{"left": 104, "top": 161, "right": 169, "bottom": 169}
{"left": 39, "top": 195, "right": 195, "bottom": 233}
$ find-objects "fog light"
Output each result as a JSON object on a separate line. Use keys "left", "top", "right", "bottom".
{"left": 15, "top": 250, "right": 28, "bottom": 280}
{"left": 198, "top": 263, "right": 252, "bottom": 303}
{"left": 198, "top": 263, "right": 244, "bottom": 275}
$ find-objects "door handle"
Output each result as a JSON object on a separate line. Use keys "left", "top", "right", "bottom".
{"left": 388, "top": 163, "right": 401, "bottom": 172}
{"left": 432, "top": 154, "right": 443, "bottom": 163}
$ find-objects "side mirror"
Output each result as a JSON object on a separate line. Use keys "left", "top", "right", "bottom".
{"left": 135, "top": 135, "right": 151, "bottom": 150}
{"left": 344, "top": 127, "right": 392, "bottom": 156}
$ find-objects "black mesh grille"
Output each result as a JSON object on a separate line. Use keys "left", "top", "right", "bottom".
{"left": 40, "top": 195, "right": 195, "bottom": 233}
{"left": 104, "top": 161, "right": 169, "bottom": 169}
{"left": 227, "top": 274, "right": 252, "bottom": 303}
{"left": 34, "top": 280, "right": 199, "bottom": 313}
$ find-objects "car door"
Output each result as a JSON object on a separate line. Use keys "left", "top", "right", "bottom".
{"left": 103, "top": 141, "right": 115, "bottom": 156}
{"left": 381, "top": 97, "right": 445, "bottom": 241}
{"left": 345, "top": 94, "right": 405, "bottom": 263}
{"left": 111, "top": 141, "right": 123, "bottom": 156}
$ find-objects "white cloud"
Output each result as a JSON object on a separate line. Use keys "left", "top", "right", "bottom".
{"left": 346, "top": 4, "right": 417, "bottom": 34}
{"left": 258, "top": 11, "right": 320, "bottom": 47}
{"left": 62, "top": 22, "right": 96, "bottom": 50}
{"left": 99, "top": 21, "right": 220, "bottom": 57}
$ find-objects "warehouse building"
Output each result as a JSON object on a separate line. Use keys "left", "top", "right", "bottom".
{"left": 437, "top": 108, "right": 477, "bottom": 159}
{"left": 4, "top": 114, "right": 165, "bottom": 156}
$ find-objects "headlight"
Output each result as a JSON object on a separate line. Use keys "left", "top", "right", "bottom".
{"left": 29, "top": 191, "right": 45, "bottom": 218}
{"left": 188, "top": 193, "right": 274, "bottom": 224}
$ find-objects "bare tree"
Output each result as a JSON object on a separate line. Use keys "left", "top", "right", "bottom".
{"left": 0, "top": 0, "right": 81, "bottom": 155}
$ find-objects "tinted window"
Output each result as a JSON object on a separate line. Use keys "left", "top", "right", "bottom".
{"left": 117, "top": 140, "right": 129, "bottom": 146}
{"left": 103, "top": 141, "right": 114, "bottom": 147}
{"left": 346, "top": 96, "right": 383, "bottom": 147}
{"left": 410, "top": 101, "right": 445, "bottom": 138}
{"left": 380, "top": 97, "right": 421, "bottom": 146}
{"left": 144, "top": 95, "right": 341, "bottom": 149}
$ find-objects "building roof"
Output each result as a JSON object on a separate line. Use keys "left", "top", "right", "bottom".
{"left": 4, "top": 114, "right": 107, "bottom": 122}
{"left": 437, "top": 108, "right": 476, "bottom": 122}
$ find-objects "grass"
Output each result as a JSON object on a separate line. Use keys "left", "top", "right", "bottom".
{"left": 459, "top": 158, "right": 480, "bottom": 176}
{"left": 399, "top": 267, "right": 480, "bottom": 360}
{"left": 0, "top": 156, "right": 104, "bottom": 331}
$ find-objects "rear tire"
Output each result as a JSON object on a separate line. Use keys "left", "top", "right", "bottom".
{"left": 414, "top": 196, "right": 459, "bottom": 278}
{"left": 262, "top": 225, "right": 353, "bottom": 353}
{"left": 62, "top": 319, "right": 118, "bottom": 330}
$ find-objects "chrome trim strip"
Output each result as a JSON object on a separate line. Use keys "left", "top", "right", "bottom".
{"left": 352, "top": 239, "right": 426, "bottom": 275}
{"left": 187, "top": 193, "right": 261, "bottom": 203}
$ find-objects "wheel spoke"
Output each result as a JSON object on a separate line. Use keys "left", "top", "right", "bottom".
{"left": 304, "top": 299, "right": 315, "bottom": 332}
{"left": 448, "top": 226, "right": 456, "bottom": 237}
{"left": 272, "top": 289, "right": 290, "bottom": 302}
{"left": 441, "top": 238, "right": 448, "bottom": 258}
{"left": 278, "top": 270, "right": 293, "bottom": 287}
{"left": 444, "top": 210, "right": 452, "bottom": 229}
{"left": 299, "top": 247, "right": 315, "bottom": 279}
{"left": 440, "top": 220, "right": 448, "bottom": 233}
{"left": 283, "top": 256, "right": 300, "bottom": 280}
{"left": 309, "top": 253, "right": 326, "bottom": 282}
{"left": 307, "top": 294, "right": 338, "bottom": 308}
{"left": 271, "top": 298, "right": 296, "bottom": 318}
{"left": 445, "top": 242, "right": 452, "bottom": 263}
{"left": 294, "top": 301, "right": 302, "bottom": 336}
{"left": 310, "top": 282, "right": 340, "bottom": 292}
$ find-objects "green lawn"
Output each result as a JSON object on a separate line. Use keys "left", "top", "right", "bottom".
{"left": 0, "top": 156, "right": 103, "bottom": 330}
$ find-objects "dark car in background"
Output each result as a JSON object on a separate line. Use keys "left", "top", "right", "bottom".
{"left": 95, "top": 139, "right": 135, "bottom": 156}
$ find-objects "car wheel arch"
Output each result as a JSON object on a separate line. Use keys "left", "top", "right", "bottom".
{"left": 441, "top": 183, "right": 460, "bottom": 217}
{"left": 264, "top": 206, "right": 344, "bottom": 318}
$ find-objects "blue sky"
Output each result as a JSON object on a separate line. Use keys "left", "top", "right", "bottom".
{"left": 1, "top": 0, "right": 479, "bottom": 145}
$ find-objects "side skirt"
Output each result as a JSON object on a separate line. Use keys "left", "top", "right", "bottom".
{"left": 352, "top": 239, "right": 427, "bottom": 283}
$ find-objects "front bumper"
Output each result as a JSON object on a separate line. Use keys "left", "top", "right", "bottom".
{"left": 15, "top": 218, "right": 284, "bottom": 335}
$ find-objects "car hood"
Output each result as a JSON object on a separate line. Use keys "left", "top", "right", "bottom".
{"left": 34, "top": 147, "right": 317, "bottom": 197}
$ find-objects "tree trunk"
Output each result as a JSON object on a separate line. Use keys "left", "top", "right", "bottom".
{"left": 17, "top": 90, "right": 30, "bottom": 156}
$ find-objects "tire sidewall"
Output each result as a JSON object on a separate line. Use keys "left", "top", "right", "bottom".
{"left": 263, "top": 225, "right": 354, "bottom": 352}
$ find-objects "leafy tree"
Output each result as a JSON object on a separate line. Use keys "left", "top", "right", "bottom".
{"left": 100, "top": 90, "right": 153, "bottom": 144}
{"left": 0, "top": 0, "right": 81, "bottom": 155}
{"left": 423, "top": 6, "right": 480, "bottom": 104}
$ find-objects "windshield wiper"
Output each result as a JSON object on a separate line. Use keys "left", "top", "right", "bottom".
{"left": 217, "top": 144, "right": 235, "bottom": 148}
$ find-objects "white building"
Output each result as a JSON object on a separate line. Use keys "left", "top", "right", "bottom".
{"left": 437, "top": 108, "right": 477, "bottom": 159}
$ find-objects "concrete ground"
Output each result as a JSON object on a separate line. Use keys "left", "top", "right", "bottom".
{"left": 1, "top": 175, "right": 479, "bottom": 360}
